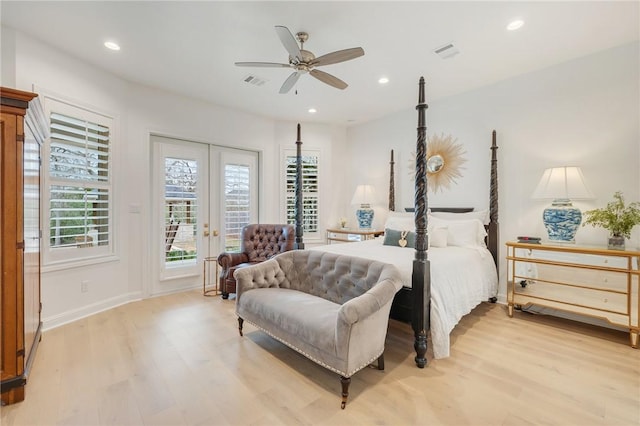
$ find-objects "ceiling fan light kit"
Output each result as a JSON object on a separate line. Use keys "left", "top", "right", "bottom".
{"left": 235, "top": 25, "right": 365, "bottom": 94}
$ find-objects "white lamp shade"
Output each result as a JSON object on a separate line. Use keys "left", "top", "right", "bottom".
{"left": 532, "top": 166, "right": 594, "bottom": 200}
{"left": 351, "top": 185, "right": 376, "bottom": 206}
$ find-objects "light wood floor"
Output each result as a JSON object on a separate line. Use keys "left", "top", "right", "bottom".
{"left": 2, "top": 290, "right": 639, "bottom": 426}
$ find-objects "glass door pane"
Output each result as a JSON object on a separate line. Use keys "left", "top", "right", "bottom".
{"left": 164, "top": 157, "right": 198, "bottom": 265}
{"left": 152, "top": 137, "right": 208, "bottom": 282}
{"left": 219, "top": 150, "right": 258, "bottom": 253}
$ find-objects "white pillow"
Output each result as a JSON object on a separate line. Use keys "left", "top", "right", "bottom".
{"left": 384, "top": 212, "right": 414, "bottom": 231}
{"left": 428, "top": 227, "right": 448, "bottom": 248}
{"left": 429, "top": 216, "right": 486, "bottom": 248}
{"left": 430, "top": 209, "right": 490, "bottom": 225}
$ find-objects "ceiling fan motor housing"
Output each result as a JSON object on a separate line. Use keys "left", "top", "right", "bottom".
{"left": 291, "top": 50, "right": 316, "bottom": 70}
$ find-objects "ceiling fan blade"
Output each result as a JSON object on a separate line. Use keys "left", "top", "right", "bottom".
{"left": 235, "top": 62, "right": 292, "bottom": 68}
{"left": 279, "top": 72, "right": 301, "bottom": 94}
{"left": 309, "top": 69, "right": 348, "bottom": 90}
{"left": 275, "top": 25, "right": 302, "bottom": 63}
{"left": 311, "top": 47, "right": 365, "bottom": 67}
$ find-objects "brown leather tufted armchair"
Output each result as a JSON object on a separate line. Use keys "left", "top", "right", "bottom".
{"left": 217, "top": 224, "right": 295, "bottom": 299}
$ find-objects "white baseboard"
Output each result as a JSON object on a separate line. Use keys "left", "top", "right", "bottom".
{"left": 42, "top": 283, "right": 203, "bottom": 332}
{"left": 42, "top": 291, "right": 142, "bottom": 331}
{"left": 151, "top": 283, "right": 200, "bottom": 297}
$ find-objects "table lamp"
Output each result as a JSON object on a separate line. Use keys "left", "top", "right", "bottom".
{"left": 532, "top": 166, "right": 593, "bottom": 243}
{"left": 351, "top": 185, "right": 376, "bottom": 228}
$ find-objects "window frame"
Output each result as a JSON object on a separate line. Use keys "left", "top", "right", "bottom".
{"left": 42, "top": 94, "right": 117, "bottom": 270}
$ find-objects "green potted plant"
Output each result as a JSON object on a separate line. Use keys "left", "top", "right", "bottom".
{"left": 582, "top": 191, "right": 640, "bottom": 250}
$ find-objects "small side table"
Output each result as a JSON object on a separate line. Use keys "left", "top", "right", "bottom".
{"left": 326, "top": 228, "right": 384, "bottom": 244}
{"left": 203, "top": 256, "right": 220, "bottom": 297}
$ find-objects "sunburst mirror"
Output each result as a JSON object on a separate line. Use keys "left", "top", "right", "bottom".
{"left": 408, "top": 133, "right": 467, "bottom": 192}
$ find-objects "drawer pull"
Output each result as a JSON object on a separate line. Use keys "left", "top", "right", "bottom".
{"left": 603, "top": 298, "right": 608, "bottom": 303}
{"left": 604, "top": 259, "right": 609, "bottom": 264}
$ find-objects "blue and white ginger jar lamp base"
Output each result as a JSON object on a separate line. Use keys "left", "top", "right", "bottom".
{"left": 542, "top": 198, "right": 582, "bottom": 243}
{"left": 356, "top": 205, "right": 374, "bottom": 228}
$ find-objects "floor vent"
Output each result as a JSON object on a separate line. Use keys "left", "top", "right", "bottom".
{"left": 434, "top": 43, "right": 460, "bottom": 59}
{"left": 243, "top": 74, "right": 268, "bottom": 86}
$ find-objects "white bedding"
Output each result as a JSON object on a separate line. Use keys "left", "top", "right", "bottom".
{"left": 309, "top": 238, "right": 498, "bottom": 359}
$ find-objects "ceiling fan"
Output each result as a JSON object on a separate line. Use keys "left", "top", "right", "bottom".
{"left": 235, "top": 26, "right": 365, "bottom": 94}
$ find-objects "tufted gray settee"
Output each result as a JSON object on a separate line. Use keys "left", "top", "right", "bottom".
{"left": 234, "top": 250, "right": 403, "bottom": 408}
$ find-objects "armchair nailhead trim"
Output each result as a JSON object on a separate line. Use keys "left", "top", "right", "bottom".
{"left": 243, "top": 318, "right": 384, "bottom": 378}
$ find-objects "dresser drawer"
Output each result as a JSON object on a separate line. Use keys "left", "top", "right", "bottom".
{"left": 513, "top": 281, "right": 627, "bottom": 314}
{"left": 533, "top": 263, "right": 628, "bottom": 292}
{"left": 523, "top": 248, "right": 630, "bottom": 269}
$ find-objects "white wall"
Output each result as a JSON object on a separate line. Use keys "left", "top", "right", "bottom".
{"left": 347, "top": 42, "right": 640, "bottom": 301}
{"left": 1, "top": 26, "right": 16, "bottom": 87}
{"left": 4, "top": 28, "right": 350, "bottom": 329}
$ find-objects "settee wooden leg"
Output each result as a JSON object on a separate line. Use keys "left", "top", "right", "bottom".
{"left": 238, "top": 317, "right": 244, "bottom": 337}
{"left": 340, "top": 376, "right": 350, "bottom": 409}
{"left": 377, "top": 354, "right": 385, "bottom": 370}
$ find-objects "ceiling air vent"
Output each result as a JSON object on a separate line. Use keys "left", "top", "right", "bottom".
{"left": 243, "top": 74, "right": 268, "bottom": 87}
{"left": 434, "top": 43, "right": 460, "bottom": 59}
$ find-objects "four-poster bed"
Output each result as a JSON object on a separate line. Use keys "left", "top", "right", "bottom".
{"left": 294, "top": 77, "right": 499, "bottom": 367}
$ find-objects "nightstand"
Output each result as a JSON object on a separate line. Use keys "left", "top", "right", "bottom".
{"left": 326, "top": 228, "right": 384, "bottom": 244}
{"left": 506, "top": 241, "right": 640, "bottom": 348}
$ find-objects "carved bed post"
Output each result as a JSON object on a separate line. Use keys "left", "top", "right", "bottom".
{"left": 295, "top": 123, "right": 305, "bottom": 249}
{"left": 389, "top": 150, "right": 395, "bottom": 211}
{"left": 488, "top": 130, "right": 499, "bottom": 266}
{"left": 412, "top": 77, "right": 429, "bottom": 368}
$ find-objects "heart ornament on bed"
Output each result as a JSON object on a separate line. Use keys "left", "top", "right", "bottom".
{"left": 398, "top": 230, "right": 409, "bottom": 247}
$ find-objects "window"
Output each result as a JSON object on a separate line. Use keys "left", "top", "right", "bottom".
{"left": 223, "top": 163, "right": 251, "bottom": 252}
{"left": 44, "top": 98, "right": 114, "bottom": 265}
{"left": 285, "top": 150, "right": 319, "bottom": 238}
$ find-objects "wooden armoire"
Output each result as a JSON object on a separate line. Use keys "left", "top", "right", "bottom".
{"left": 1, "top": 87, "right": 45, "bottom": 405}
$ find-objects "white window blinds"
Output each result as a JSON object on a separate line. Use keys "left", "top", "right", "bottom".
{"left": 285, "top": 153, "right": 319, "bottom": 234}
{"left": 48, "top": 111, "right": 111, "bottom": 250}
{"left": 224, "top": 163, "right": 251, "bottom": 251}
{"left": 50, "top": 113, "right": 109, "bottom": 181}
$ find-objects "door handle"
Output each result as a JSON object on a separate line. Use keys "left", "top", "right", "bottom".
{"left": 204, "top": 230, "right": 210, "bottom": 237}
{"left": 213, "top": 230, "right": 219, "bottom": 237}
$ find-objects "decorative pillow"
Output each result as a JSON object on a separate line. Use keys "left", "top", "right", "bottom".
{"left": 430, "top": 209, "right": 490, "bottom": 225}
{"left": 383, "top": 228, "right": 416, "bottom": 248}
{"left": 429, "top": 216, "right": 487, "bottom": 248}
{"left": 428, "top": 227, "right": 448, "bottom": 248}
{"left": 384, "top": 212, "right": 414, "bottom": 231}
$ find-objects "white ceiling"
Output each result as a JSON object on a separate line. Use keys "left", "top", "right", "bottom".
{"left": 2, "top": 1, "right": 638, "bottom": 126}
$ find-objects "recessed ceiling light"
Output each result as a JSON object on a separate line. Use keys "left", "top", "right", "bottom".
{"left": 378, "top": 77, "right": 389, "bottom": 84}
{"left": 308, "top": 108, "right": 317, "bottom": 114}
{"left": 507, "top": 20, "right": 524, "bottom": 31}
{"left": 104, "top": 41, "right": 121, "bottom": 51}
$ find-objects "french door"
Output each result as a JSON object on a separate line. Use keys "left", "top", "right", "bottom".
{"left": 151, "top": 135, "right": 258, "bottom": 293}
